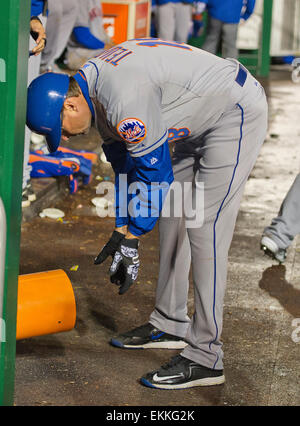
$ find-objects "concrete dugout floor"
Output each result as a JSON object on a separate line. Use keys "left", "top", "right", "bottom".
{"left": 15, "top": 67, "right": 300, "bottom": 406}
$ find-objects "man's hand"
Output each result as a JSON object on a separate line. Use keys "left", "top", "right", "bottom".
{"left": 94, "top": 230, "right": 125, "bottom": 265}
{"left": 30, "top": 17, "right": 47, "bottom": 56}
{"left": 109, "top": 238, "right": 140, "bottom": 295}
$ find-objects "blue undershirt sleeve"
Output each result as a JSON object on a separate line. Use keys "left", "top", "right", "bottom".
{"left": 127, "top": 141, "right": 174, "bottom": 236}
{"left": 73, "top": 26, "right": 105, "bottom": 50}
{"left": 31, "top": 0, "right": 45, "bottom": 17}
{"left": 103, "top": 141, "right": 174, "bottom": 236}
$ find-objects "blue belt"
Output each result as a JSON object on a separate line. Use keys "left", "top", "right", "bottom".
{"left": 235, "top": 64, "right": 247, "bottom": 87}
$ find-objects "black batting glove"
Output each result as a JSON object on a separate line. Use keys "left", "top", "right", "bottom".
{"left": 94, "top": 230, "right": 125, "bottom": 265}
{"left": 109, "top": 238, "right": 140, "bottom": 295}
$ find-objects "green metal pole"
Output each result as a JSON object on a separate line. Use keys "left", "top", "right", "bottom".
{"left": 0, "top": 0, "right": 30, "bottom": 406}
{"left": 257, "top": 0, "right": 273, "bottom": 77}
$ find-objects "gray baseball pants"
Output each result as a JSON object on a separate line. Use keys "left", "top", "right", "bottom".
{"left": 150, "top": 67, "right": 268, "bottom": 370}
{"left": 156, "top": 2, "right": 192, "bottom": 43}
{"left": 23, "top": 14, "right": 47, "bottom": 190}
{"left": 202, "top": 16, "right": 239, "bottom": 59}
{"left": 41, "top": 0, "right": 78, "bottom": 71}
{"left": 263, "top": 173, "right": 300, "bottom": 249}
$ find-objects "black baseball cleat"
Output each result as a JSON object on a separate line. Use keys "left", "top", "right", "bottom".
{"left": 110, "top": 323, "right": 188, "bottom": 349}
{"left": 140, "top": 355, "right": 225, "bottom": 389}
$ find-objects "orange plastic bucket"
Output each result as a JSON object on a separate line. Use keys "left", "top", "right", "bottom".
{"left": 16, "top": 270, "right": 76, "bottom": 340}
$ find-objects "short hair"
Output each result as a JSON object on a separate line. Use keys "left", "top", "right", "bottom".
{"left": 66, "top": 76, "right": 81, "bottom": 98}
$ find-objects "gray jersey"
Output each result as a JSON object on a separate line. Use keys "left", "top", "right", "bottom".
{"left": 68, "top": 0, "right": 110, "bottom": 51}
{"left": 81, "top": 39, "right": 241, "bottom": 157}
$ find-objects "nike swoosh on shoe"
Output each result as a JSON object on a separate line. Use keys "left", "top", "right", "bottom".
{"left": 152, "top": 373, "right": 184, "bottom": 382}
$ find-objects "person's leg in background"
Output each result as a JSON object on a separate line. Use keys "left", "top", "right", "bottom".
{"left": 174, "top": 3, "right": 192, "bottom": 43}
{"left": 23, "top": 14, "right": 47, "bottom": 208}
{"left": 156, "top": 3, "right": 176, "bottom": 41}
{"left": 261, "top": 173, "right": 300, "bottom": 262}
{"left": 201, "top": 15, "right": 222, "bottom": 55}
{"left": 222, "top": 23, "right": 239, "bottom": 59}
{"left": 41, "top": 0, "right": 78, "bottom": 72}
{"left": 40, "top": 0, "right": 63, "bottom": 71}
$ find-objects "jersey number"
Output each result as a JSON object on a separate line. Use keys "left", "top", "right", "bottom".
{"left": 130, "top": 38, "right": 192, "bottom": 51}
{"left": 168, "top": 128, "right": 190, "bottom": 142}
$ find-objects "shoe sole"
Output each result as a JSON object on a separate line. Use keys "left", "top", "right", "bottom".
{"left": 110, "top": 338, "right": 188, "bottom": 350}
{"left": 140, "top": 375, "right": 225, "bottom": 389}
{"left": 261, "top": 236, "right": 285, "bottom": 263}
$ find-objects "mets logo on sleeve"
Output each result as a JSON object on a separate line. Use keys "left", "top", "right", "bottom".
{"left": 117, "top": 118, "right": 147, "bottom": 144}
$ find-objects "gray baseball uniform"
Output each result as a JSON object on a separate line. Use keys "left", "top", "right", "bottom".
{"left": 66, "top": 0, "right": 110, "bottom": 70}
{"left": 80, "top": 39, "right": 268, "bottom": 369}
{"left": 23, "top": 13, "right": 47, "bottom": 190}
{"left": 263, "top": 173, "right": 300, "bottom": 250}
{"left": 41, "top": 0, "right": 79, "bottom": 71}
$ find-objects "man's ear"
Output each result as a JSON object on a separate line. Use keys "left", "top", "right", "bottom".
{"left": 63, "top": 97, "right": 79, "bottom": 112}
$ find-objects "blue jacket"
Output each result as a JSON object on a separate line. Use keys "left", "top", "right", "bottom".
{"left": 31, "top": 0, "right": 47, "bottom": 17}
{"left": 73, "top": 27, "right": 105, "bottom": 50}
{"left": 204, "top": 0, "right": 256, "bottom": 24}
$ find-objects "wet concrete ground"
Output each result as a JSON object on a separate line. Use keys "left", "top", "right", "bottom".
{"left": 15, "top": 66, "right": 300, "bottom": 406}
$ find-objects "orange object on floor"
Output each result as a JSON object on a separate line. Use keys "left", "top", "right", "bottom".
{"left": 16, "top": 270, "right": 76, "bottom": 340}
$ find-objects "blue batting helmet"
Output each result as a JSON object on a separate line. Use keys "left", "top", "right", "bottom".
{"left": 26, "top": 73, "right": 70, "bottom": 153}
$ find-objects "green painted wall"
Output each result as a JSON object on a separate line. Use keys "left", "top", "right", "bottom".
{"left": 0, "top": 0, "right": 30, "bottom": 406}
